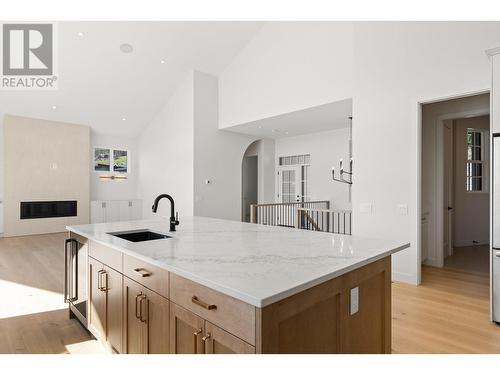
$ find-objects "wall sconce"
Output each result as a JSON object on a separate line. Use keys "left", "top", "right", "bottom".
{"left": 332, "top": 158, "right": 353, "bottom": 185}
{"left": 99, "top": 175, "right": 127, "bottom": 180}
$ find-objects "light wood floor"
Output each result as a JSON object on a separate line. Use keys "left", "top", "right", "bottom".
{"left": 1, "top": 233, "right": 499, "bottom": 353}
{"left": 0, "top": 232, "right": 105, "bottom": 354}
{"left": 393, "top": 265, "right": 500, "bottom": 353}
{"left": 443, "top": 245, "right": 490, "bottom": 275}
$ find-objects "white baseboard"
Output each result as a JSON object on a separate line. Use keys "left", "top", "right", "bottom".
{"left": 392, "top": 271, "right": 417, "bottom": 285}
{"left": 423, "top": 257, "right": 441, "bottom": 267}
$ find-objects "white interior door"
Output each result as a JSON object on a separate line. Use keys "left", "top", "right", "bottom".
{"left": 279, "top": 166, "right": 302, "bottom": 204}
{"left": 278, "top": 166, "right": 301, "bottom": 227}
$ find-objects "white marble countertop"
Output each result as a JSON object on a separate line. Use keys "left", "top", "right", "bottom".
{"left": 67, "top": 216, "right": 409, "bottom": 307}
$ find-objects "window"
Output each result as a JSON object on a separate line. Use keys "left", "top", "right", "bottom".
{"left": 466, "top": 129, "right": 487, "bottom": 192}
{"left": 279, "top": 154, "right": 310, "bottom": 166}
{"left": 94, "top": 148, "right": 129, "bottom": 174}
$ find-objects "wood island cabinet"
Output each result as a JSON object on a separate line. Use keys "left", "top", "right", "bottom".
{"left": 88, "top": 256, "right": 123, "bottom": 353}
{"left": 169, "top": 303, "right": 254, "bottom": 354}
{"left": 123, "top": 277, "right": 169, "bottom": 354}
{"left": 81, "top": 236, "right": 392, "bottom": 354}
{"left": 170, "top": 303, "right": 204, "bottom": 354}
{"left": 204, "top": 322, "right": 255, "bottom": 354}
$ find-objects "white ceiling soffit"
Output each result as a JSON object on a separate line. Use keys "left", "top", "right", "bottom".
{"left": 223, "top": 98, "right": 353, "bottom": 139}
{"left": 0, "top": 21, "right": 264, "bottom": 137}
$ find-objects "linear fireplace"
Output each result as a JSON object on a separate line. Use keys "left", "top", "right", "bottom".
{"left": 20, "top": 200, "right": 78, "bottom": 219}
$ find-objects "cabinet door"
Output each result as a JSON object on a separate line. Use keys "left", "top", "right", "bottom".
{"left": 342, "top": 258, "right": 391, "bottom": 353}
{"left": 130, "top": 200, "right": 142, "bottom": 220}
{"left": 88, "top": 257, "right": 106, "bottom": 342}
{"left": 90, "top": 201, "right": 105, "bottom": 223}
{"left": 170, "top": 303, "right": 204, "bottom": 354}
{"left": 104, "top": 201, "right": 121, "bottom": 222}
{"left": 105, "top": 266, "right": 123, "bottom": 353}
{"left": 123, "top": 277, "right": 147, "bottom": 354}
{"left": 204, "top": 322, "right": 255, "bottom": 354}
{"left": 143, "top": 288, "right": 169, "bottom": 353}
{"left": 119, "top": 201, "right": 132, "bottom": 222}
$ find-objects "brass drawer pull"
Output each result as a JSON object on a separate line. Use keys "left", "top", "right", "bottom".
{"left": 139, "top": 295, "right": 148, "bottom": 323}
{"left": 97, "top": 269, "right": 107, "bottom": 291}
{"left": 193, "top": 328, "right": 202, "bottom": 353}
{"left": 201, "top": 332, "right": 212, "bottom": 354}
{"left": 133, "top": 268, "right": 152, "bottom": 277}
{"left": 135, "top": 293, "right": 144, "bottom": 320}
{"left": 201, "top": 333, "right": 211, "bottom": 353}
{"left": 191, "top": 296, "right": 217, "bottom": 310}
{"left": 100, "top": 270, "right": 108, "bottom": 292}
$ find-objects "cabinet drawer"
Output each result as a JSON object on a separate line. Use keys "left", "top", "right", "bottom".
{"left": 123, "top": 254, "right": 169, "bottom": 298}
{"left": 170, "top": 274, "right": 255, "bottom": 345}
{"left": 89, "top": 241, "right": 122, "bottom": 272}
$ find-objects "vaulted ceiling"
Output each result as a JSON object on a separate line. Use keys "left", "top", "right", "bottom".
{"left": 0, "top": 21, "right": 264, "bottom": 136}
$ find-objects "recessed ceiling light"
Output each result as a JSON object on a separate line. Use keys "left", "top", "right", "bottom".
{"left": 285, "top": 131, "right": 289, "bottom": 135}
{"left": 120, "top": 43, "right": 134, "bottom": 54}
{"left": 51, "top": 105, "right": 57, "bottom": 110}
{"left": 258, "top": 125, "right": 262, "bottom": 129}
{"left": 160, "top": 59, "right": 166, "bottom": 64}
{"left": 77, "top": 32, "right": 84, "bottom": 37}
{"left": 271, "top": 129, "right": 279, "bottom": 133}
{"left": 121, "top": 118, "right": 127, "bottom": 121}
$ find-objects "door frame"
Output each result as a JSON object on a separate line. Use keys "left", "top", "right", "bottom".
{"left": 442, "top": 120, "right": 454, "bottom": 259}
{"left": 417, "top": 89, "right": 490, "bottom": 284}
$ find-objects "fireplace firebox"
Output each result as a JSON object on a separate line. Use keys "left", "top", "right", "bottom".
{"left": 20, "top": 201, "right": 77, "bottom": 219}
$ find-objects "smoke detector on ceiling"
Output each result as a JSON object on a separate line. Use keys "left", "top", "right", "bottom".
{"left": 120, "top": 43, "right": 134, "bottom": 54}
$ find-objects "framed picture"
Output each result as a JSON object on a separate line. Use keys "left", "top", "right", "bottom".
{"left": 113, "top": 149, "right": 128, "bottom": 173}
{"left": 94, "top": 148, "right": 110, "bottom": 171}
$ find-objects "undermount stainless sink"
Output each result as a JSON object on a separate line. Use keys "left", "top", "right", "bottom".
{"left": 108, "top": 230, "right": 172, "bottom": 242}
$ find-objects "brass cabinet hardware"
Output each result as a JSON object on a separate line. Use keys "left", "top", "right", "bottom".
{"left": 98, "top": 270, "right": 107, "bottom": 291}
{"left": 97, "top": 269, "right": 103, "bottom": 291}
{"left": 191, "top": 296, "right": 217, "bottom": 310}
{"left": 201, "top": 333, "right": 211, "bottom": 353}
{"left": 193, "top": 328, "right": 202, "bottom": 353}
{"left": 135, "top": 293, "right": 142, "bottom": 320}
{"left": 139, "top": 295, "right": 148, "bottom": 323}
{"left": 104, "top": 271, "right": 108, "bottom": 291}
{"left": 101, "top": 270, "right": 108, "bottom": 291}
{"left": 133, "top": 268, "right": 152, "bottom": 277}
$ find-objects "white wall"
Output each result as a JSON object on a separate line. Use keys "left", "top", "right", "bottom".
{"left": 137, "top": 70, "right": 258, "bottom": 222}
{"left": 352, "top": 22, "right": 500, "bottom": 284}
{"left": 453, "top": 115, "right": 490, "bottom": 247}
{"left": 137, "top": 72, "right": 194, "bottom": 220}
{"left": 219, "top": 22, "right": 353, "bottom": 128}
{"left": 421, "top": 94, "right": 489, "bottom": 266}
{"left": 275, "top": 129, "right": 351, "bottom": 210}
{"left": 90, "top": 133, "right": 139, "bottom": 201}
{"left": 193, "top": 71, "right": 258, "bottom": 220}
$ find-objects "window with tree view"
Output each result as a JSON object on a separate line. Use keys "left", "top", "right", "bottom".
{"left": 466, "top": 129, "right": 486, "bottom": 192}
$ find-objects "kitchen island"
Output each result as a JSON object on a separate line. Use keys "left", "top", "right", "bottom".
{"left": 66, "top": 216, "right": 409, "bottom": 354}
